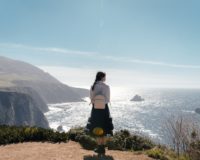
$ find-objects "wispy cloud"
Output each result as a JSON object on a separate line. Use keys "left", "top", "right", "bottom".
{"left": 0, "top": 43, "right": 97, "bottom": 56}
{"left": 1, "top": 43, "right": 200, "bottom": 69}
{"left": 104, "top": 56, "right": 200, "bottom": 69}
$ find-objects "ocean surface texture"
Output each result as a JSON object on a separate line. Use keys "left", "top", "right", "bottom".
{"left": 45, "top": 88, "right": 200, "bottom": 144}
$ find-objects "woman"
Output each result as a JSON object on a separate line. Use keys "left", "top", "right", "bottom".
{"left": 85, "top": 71, "right": 114, "bottom": 155}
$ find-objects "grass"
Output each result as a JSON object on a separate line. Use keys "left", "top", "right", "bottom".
{"left": 0, "top": 125, "right": 68, "bottom": 144}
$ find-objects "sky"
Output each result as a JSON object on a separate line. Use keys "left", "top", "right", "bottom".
{"left": 0, "top": 0, "right": 200, "bottom": 88}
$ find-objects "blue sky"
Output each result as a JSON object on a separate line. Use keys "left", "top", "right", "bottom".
{"left": 0, "top": 0, "right": 200, "bottom": 88}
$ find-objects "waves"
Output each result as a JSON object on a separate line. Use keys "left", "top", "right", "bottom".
{"left": 45, "top": 88, "right": 200, "bottom": 144}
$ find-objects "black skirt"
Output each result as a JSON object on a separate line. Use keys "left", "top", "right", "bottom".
{"left": 85, "top": 104, "right": 114, "bottom": 136}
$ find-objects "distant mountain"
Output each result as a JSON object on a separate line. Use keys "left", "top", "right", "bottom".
{"left": 0, "top": 91, "right": 49, "bottom": 128}
{"left": 0, "top": 56, "right": 89, "bottom": 104}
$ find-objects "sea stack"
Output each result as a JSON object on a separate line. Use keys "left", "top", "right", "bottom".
{"left": 130, "top": 94, "right": 144, "bottom": 102}
{"left": 195, "top": 108, "right": 200, "bottom": 114}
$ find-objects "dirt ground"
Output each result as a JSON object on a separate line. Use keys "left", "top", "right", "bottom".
{"left": 0, "top": 141, "right": 153, "bottom": 160}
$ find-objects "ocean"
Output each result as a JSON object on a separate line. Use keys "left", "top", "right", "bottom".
{"left": 44, "top": 87, "right": 200, "bottom": 144}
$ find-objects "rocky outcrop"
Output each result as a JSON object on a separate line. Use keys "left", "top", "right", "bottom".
{"left": 0, "top": 91, "right": 49, "bottom": 128}
{"left": 0, "top": 87, "right": 48, "bottom": 113}
{"left": 131, "top": 95, "right": 144, "bottom": 102}
{"left": 195, "top": 108, "right": 200, "bottom": 114}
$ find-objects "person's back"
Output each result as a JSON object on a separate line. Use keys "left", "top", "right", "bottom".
{"left": 85, "top": 71, "right": 114, "bottom": 156}
{"left": 90, "top": 81, "right": 110, "bottom": 106}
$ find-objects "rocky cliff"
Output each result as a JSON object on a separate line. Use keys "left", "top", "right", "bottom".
{"left": 0, "top": 91, "right": 49, "bottom": 128}
{"left": 0, "top": 87, "right": 49, "bottom": 113}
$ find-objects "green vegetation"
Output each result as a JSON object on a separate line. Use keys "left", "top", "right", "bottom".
{"left": 0, "top": 125, "right": 154, "bottom": 151}
{"left": 146, "top": 147, "right": 190, "bottom": 160}
{"left": 68, "top": 127, "right": 97, "bottom": 150}
{"left": 1, "top": 125, "right": 200, "bottom": 160}
{"left": 67, "top": 128, "right": 154, "bottom": 151}
{"left": 106, "top": 129, "right": 155, "bottom": 151}
{"left": 0, "top": 125, "right": 68, "bottom": 144}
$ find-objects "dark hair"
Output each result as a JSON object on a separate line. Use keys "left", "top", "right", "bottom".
{"left": 91, "top": 71, "right": 106, "bottom": 91}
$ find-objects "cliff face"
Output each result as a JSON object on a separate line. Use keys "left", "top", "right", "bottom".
{"left": 0, "top": 87, "right": 49, "bottom": 113}
{"left": 0, "top": 91, "right": 49, "bottom": 128}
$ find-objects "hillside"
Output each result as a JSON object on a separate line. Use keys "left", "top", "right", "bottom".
{"left": 0, "top": 141, "right": 153, "bottom": 160}
{"left": 0, "top": 56, "right": 89, "bottom": 104}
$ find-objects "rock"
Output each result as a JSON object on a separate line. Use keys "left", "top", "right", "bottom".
{"left": 0, "top": 87, "right": 49, "bottom": 113}
{"left": 131, "top": 95, "right": 144, "bottom": 102}
{"left": 195, "top": 108, "right": 200, "bottom": 114}
{"left": 0, "top": 91, "right": 49, "bottom": 128}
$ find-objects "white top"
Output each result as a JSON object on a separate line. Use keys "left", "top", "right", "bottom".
{"left": 90, "top": 81, "right": 110, "bottom": 104}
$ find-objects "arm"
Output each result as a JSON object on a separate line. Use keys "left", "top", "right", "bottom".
{"left": 90, "top": 88, "right": 94, "bottom": 104}
{"left": 107, "top": 86, "right": 111, "bottom": 103}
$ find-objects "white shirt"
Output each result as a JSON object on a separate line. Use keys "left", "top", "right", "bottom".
{"left": 90, "top": 81, "right": 110, "bottom": 104}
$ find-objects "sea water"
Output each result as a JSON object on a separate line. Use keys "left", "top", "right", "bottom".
{"left": 45, "top": 87, "right": 200, "bottom": 144}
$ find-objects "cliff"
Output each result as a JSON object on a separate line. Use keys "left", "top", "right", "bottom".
{"left": 0, "top": 87, "right": 49, "bottom": 113}
{"left": 0, "top": 91, "right": 49, "bottom": 128}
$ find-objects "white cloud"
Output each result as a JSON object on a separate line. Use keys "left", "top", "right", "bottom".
{"left": 1, "top": 42, "right": 200, "bottom": 69}
{"left": 0, "top": 43, "right": 97, "bottom": 56}
{"left": 104, "top": 56, "right": 200, "bottom": 69}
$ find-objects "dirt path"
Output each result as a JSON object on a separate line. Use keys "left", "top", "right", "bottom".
{"left": 0, "top": 141, "right": 153, "bottom": 160}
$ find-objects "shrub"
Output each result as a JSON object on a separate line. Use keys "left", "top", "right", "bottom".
{"left": 68, "top": 127, "right": 85, "bottom": 141}
{"left": 67, "top": 128, "right": 155, "bottom": 151}
{"left": 76, "top": 134, "right": 97, "bottom": 150}
{"left": 164, "top": 116, "right": 200, "bottom": 160}
{"left": 68, "top": 127, "right": 97, "bottom": 150}
{"left": 189, "top": 140, "right": 200, "bottom": 160}
{"left": 146, "top": 147, "right": 190, "bottom": 160}
{"left": 0, "top": 125, "right": 68, "bottom": 145}
{"left": 106, "top": 130, "right": 155, "bottom": 151}
{"left": 147, "top": 148, "right": 168, "bottom": 160}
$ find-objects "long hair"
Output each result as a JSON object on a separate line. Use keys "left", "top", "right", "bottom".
{"left": 91, "top": 71, "right": 106, "bottom": 91}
